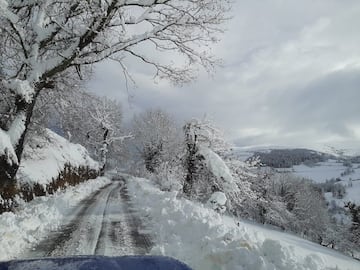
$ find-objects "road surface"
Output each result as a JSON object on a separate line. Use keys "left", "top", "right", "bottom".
{"left": 24, "top": 177, "right": 152, "bottom": 258}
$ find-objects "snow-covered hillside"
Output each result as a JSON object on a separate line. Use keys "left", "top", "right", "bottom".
{"left": 235, "top": 146, "right": 360, "bottom": 205}
{"left": 127, "top": 176, "right": 360, "bottom": 270}
{"left": 16, "top": 129, "right": 99, "bottom": 187}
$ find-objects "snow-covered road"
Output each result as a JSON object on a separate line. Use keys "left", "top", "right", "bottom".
{"left": 23, "top": 178, "right": 152, "bottom": 258}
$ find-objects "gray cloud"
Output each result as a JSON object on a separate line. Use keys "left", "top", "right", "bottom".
{"left": 87, "top": 0, "right": 360, "bottom": 153}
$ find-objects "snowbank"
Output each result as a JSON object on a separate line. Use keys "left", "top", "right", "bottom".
{"left": 16, "top": 129, "right": 99, "bottom": 186}
{"left": 127, "top": 177, "right": 360, "bottom": 270}
{"left": 0, "top": 176, "right": 110, "bottom": 261}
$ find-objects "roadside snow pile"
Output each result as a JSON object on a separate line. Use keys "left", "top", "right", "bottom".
{"left": 0, "top": 176, "right": 110, "bottom": 261}
{"left": 127, "top": 177, "right": 360, "bottom": 270}
{"left": 16, "top": 129, "right": 99, "bottom": 186}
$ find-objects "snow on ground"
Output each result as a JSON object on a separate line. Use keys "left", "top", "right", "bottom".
{"left": 0, "top": 176, "right": 111, "bottom": 261}
{"left": 325, "top": 181, "right": 360, "bottom": 206}
{"left": 342, "top": 180, "right": 360, "bottom": 204}
{"left": 291, "top": 160, "right": 360, "bottom": 183}
{"left": 277, "top": 160, "right": 360, "bottom": 204}
{"left": 127, "top": 177, "right": 360, "bottom": 270}
{"left": 16, "top": 129, "right": 99, "bottom": 186}
{"left": 295, "top": 162, "right": 360, "bottom": 205}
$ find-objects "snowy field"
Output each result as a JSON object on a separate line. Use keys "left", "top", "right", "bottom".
{"left": 324, "top": 181, "right": 360, "bottom": 206}
{"left": 233, "top": 146, "right": 360, "bottom": 205}
{"left": 127, "top": 176, "right": 360, "bottom": 270}
{"left": 284, "top": 160, "right": 360, "bottom": 205}
{"left": 340, "top": 180, "right": 360, "bottom": 204}
{"left": 0, "top": 177, "right": 111, "bottom": 261}
{"left": 291, "top": 160, "right": 360, "bottom": 183}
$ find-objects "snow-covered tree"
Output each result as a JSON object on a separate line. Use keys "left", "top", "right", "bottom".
{"left": 0, "top": 0, "right": 231, "bottom": 183}
{"left": 59, "top": 91, "right": 128, "bottom": 173}
{"left": 184, "top": 118, "right": 230, "bottom": 156}
{"left": 223, "top": 158, "right": 261, "bottom": 218}
{"left": 131, "top": 109, "right": 181, "bottom": 173}
{"left": 345, "top": 202, "right": 360, "bottom": 253}
{"left": 182, "top": 118, "right": 236, "bottom": 200}
{"left": 292, "top": 181, "right": 330, "bottom": 243}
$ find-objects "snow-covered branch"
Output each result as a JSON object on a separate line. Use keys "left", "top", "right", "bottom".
{"left": 0, "top": 0, "right": 230, "bottom": 182}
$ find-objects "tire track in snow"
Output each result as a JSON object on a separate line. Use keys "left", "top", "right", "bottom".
{"left": 24, "top": 183, "right": 114, "bottom": 258}
{"left": 23, "top": 177, "right": 152, "bottom": 258}
{"left": 118, "top": 176, "right": 153, "bottom": 255}
{"left": 93, "top": 181, "right": 134, "bottom": 256}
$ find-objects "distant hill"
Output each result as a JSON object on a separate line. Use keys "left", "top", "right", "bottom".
{"left": 349, "top": 155, "right": 360, "bottom": 163}
{"left": 246, "top": 148, "right": 335, "bottom": 168}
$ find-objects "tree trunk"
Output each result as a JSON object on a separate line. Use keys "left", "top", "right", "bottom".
{"left": 100, "top": 128, "right": 109, "bottom": 176}
{"left": 183, "top": 141, "right": 197, "bottom": 197}
{"left": 0, "top": 90, "right": 39, "bottom": 184}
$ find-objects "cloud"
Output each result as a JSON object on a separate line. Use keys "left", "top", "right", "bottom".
{"left": 87, "top": 0, "right": 360, "bottom": 152}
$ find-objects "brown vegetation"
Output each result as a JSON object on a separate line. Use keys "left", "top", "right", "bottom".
{"left": 0, "top": 164, "right": 99, "bottom": 214}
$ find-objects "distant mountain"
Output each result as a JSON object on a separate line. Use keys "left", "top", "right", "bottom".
{"left": 245, "top": 148, "right": 335, "bottom": 168}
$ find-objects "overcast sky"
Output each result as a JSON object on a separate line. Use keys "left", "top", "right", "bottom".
{"left": 88, "top": 0, "right": 360, "bottom": 153}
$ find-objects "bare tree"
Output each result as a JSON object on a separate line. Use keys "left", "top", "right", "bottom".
{"left": 0, "top": 0, "right": 231, "bottom": 182}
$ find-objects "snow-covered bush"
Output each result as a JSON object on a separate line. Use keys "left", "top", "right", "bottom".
{"left": 151, "top": 162, "right": 184, "bottom": 192}
{"left": 206, "top": 191, "right": 227, "bottom": 214}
